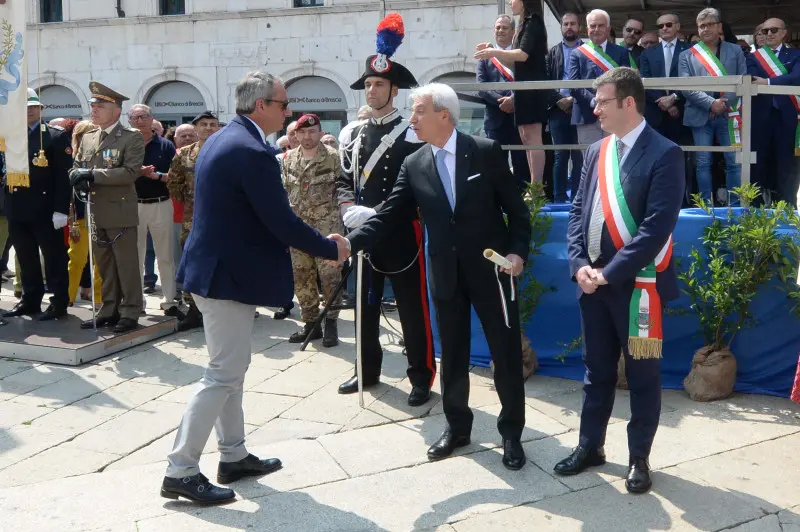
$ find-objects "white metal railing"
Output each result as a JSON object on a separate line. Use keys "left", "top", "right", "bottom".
{"left": 449, "top": 76, "right": 800, "bottom": 186}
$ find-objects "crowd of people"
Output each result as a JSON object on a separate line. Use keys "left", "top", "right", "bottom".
{"left": 0, "top": 0, "right": 797, "bottom": 508}
{"left": 475, "top": 6, "right": 799, "bottom": 208}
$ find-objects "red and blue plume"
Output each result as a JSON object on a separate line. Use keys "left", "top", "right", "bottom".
{"left": 376, "top": 13, "right": 405, "bottom": 58}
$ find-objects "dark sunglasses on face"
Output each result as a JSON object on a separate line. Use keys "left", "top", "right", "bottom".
{"left": 759, "top": 27, "right": 783, "bottom": 35}
{"left": 263, "top": 99, "right": 290, "bottom": 111}
{"left": 658, "top": 22, "right": 674, "bottom": 29}
{"left": 625, "top": 27, "right": 643, "bottom": 34}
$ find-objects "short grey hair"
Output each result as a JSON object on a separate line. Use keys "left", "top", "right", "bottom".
{"left": 658, "top": 13, "right": 680, "bottom": 25}
{"left": 696, "top": 8, "right": 720, "bottom": 23}
{"left": 128, "top": 104, "right": 152, "bottom": 117}
{"left": 410, "top": 83, "right": 460, "bottom": 127}
{"left": 496, "top": 14, "right": 516, "bottom": 30}
{"left": 235, "top": 70, "right": 280, "bottom": 115}
{"left": 277, "top": 135, "right": 289, "bottom": 147}
{"left": 587, "top": 9, "right": 611, "bottom": 26}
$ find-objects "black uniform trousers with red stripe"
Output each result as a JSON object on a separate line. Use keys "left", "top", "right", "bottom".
{"left": 356, "top": 219, "right": 436, "bottom": 390}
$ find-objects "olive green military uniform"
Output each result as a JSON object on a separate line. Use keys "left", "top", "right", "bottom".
{"left": 74, "top": 118, "right": 145, "bottom": 322}
{"left": 166, "top": 141, "right": 199, "bottom": 309}
{"left": 282, "top": 143, "right": 343, "bottom": 323}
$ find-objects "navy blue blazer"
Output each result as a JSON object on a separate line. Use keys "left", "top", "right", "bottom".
{"left": 178, "top": 115, "right": 338, "bottom": 306}
{"left": 476, "top": 57, "right": 515, "bottom": 132}
{"left": 746, "top": 46, "right": 800, "bottom": 132}
{"left": 568, "top": 42, "right": 631, "bottom": 125}
{"left": 567, "top": 123, "right": 685, "bottom": 301}
{"left": 639, "top": 40, "right": 690, "bottom": 127}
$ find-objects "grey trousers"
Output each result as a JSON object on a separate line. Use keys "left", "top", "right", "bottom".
{"left": 165, "top": 294, "right": 256, "bottom": 478}
{"left": 577, "top": 122, "right": 607, "bottom": 146}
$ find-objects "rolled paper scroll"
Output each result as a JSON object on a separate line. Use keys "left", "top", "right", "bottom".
{"left": 483, "top": 249, "right": 512, "bottom": 270}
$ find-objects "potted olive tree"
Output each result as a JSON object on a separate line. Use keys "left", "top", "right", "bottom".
{"left": 679, "top": 184, "right": 800, "bottom": 401}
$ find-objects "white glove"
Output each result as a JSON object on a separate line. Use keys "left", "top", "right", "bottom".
{"left": 342, "top": 205, "right": 376, "bottom": 229}
{"left": 52, "top": 212, "right": 68, "bottom": 230}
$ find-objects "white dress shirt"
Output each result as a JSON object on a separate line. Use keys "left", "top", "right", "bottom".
{"left": 430, "top": 128, "right": 458, "bottom": 203}
{"left": 243, "top": 116, "right": 266, "bottom": 144}
{"left": 617, "top": 118, "right": 647, "bottom": 166}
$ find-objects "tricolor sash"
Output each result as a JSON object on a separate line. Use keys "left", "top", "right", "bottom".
{"left": 753, "top": 47, "right": 800, "bottom": 156}
{"left": 577, "top": 42, "right": 619, "bottom": 72}
{"left": 490, "top": 57, "right": 514, "bottom": 81}
{"left": 629, "top": 53, "right": 638, "bottom": 71}
{"left": 689, "top": 42, "right": 742, "bottom": 146}
{"left": 597, "top": 136, "right": 673, "bottom": 359}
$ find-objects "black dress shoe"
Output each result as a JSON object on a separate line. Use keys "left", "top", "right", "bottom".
{"left": 273, "top": 303, "right": 293, "bottom": 320}
{"left": 160, "top": 473, "right": 235, "bottom": 504}
{"left": 112, "top": 317, "right": 138, "bottom": 333}
{"left": 143, "top": 284, "right": 156, "bottom": 294}
{"left": 337, "top": 374, "right": 379, "bottom": 394}
{"left": 37, "top": 305, "right": 67, "bottom": 321}
{"left": 288, "top": 323, "right": 322, "bottom": 343}
{"left": 217, "top": 454, "right": 282, "bottom": 484}
{"left": 553, "top": 445, "right": 606, "bottom": 476}
{"left": 427, "top": 430, "right": 471, "bottom": 461}
{"left": 502, "top": 439, "right": 526, "bottom": 470}
{"left": 177, "top": 307, "right": 203, "bottom": 332}
{"left": 625, "top": 457, "right": 652, "bottom": 494}
{"left": 80, "top": 314, "right": 120, "bottom": 329}
{"left": 407, "top": 386, "right": 431, "bottom": 406}
{"left": 3, "top": 302, "right": 41, "bottom": 318}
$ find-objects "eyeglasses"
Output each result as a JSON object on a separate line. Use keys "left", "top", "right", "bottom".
{"left": 128, "top": 114, "right": 152, "bottom": 121}
{"left": 624, "top": 27, "right": 643, "bottom": 34}
{"left": 594, "top": 97, "right": 620, "bottom": 108}
{"left": 657, "top": 22, "right": 675, "bottom": 29}
{"left": 759, "top": 27, "right": 784, "bottom": 35}
{"left": 263, "top": 98, "right": 290, "bottom": 111}
{"left": 697, "top": 22, "right": 720, "bottom": 31}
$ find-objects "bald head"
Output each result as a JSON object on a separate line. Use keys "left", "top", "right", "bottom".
{"left": 760, "top": 18, "right": 788, "bottom": 49}
{"left": 286, "top": 120, "right": 299, "bottom": 149}
{"left": 174, "top": 124, "right": 198, "bottom": 149}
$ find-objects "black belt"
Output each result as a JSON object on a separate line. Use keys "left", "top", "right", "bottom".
{"left": 138, "top": 196, "right": 170, "bottom": 204}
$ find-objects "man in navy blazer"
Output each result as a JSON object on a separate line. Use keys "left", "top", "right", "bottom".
{"left": 557, "top": 68, "right": 684, "bottom": 494}
{"left": 161, "top": 71, "right": 347, "bottom": 505}
{"left": 748, "top": 18, "right": 800, "bottom": 205}
{"left": 569, "top": 9, "right": 631, "bottom": 146}
{"left": 476, "top": 14, "right": 530, "bottom": 185}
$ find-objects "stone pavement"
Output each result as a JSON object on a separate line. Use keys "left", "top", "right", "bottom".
{"left": 1, "top": 290, "right": 800, "bottom": 531}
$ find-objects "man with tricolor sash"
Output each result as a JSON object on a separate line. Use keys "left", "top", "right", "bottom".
{"left": 568, "top": 9, "right": 631, "bottom": 146}
{"left": 678, "top": 8, "right": 746, "bottom": 205}
{"left": 559, "top": 68, "right": 684, "bottom": 495}
{"left": 747, "top": 18, "right": 800, "bottom": 206}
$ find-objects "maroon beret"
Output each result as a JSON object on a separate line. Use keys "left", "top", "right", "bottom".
{"left": 296, "top": 114, "right": 321, "bottom": 129}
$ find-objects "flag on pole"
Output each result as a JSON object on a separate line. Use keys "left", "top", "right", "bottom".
{"left": 0, "top": 0, "right": 28, "bottom": 188}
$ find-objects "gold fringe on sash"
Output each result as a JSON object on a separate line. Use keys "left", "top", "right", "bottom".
{"left": 0, "top": 136, "right": 5, "bottom": 152}
{"left": 628, "top": 337, "right": 663, "bottom": 360}
{"left": 6, "top": 172, "right": 30, "bottom": 189}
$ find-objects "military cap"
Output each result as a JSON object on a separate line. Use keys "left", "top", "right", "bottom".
{"left": 351, "top": 13, "right": 418, "bottom": 90}
{"left": 88, "top": 81, "right": 129, "bottom": 106}
{"left": 191, "top": 111, "right": 218, "bottom": 125}
{"left": 296, "top": 114, "right": 321, "bottom": 129}
{"left": 27, "top": 88, "right": 43, "bottom": 107}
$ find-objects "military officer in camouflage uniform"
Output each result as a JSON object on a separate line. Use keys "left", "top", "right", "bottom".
{"left": 282, "top": 113, "right": 343, "bottom": 347}
{"left": 167, "top": 111, "right": 220, "bottom": 332}
{"left": 69, "top": 82, "right": 146, "bottom": 333}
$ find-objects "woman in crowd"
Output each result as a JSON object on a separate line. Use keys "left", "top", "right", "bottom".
{"left": 66, "top": 119, "right": 102, "bottom": 305}
{"left": 474, "top": 0, "right": 549, "bottom": 184}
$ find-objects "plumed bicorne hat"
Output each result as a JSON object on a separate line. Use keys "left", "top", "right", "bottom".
{"left": 350, "top": 13, "right": 418, "bottom": 90}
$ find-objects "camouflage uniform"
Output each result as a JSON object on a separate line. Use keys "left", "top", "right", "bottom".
{"left": 166, "top": 142, "right": 200, "bottom": 309}
{"left": 282, "top": 143, "right": 343, "bottom": 323}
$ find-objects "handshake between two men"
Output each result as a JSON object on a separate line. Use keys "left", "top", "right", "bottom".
{"left": 325, "top": 232, "right": 525, "bottom": 278}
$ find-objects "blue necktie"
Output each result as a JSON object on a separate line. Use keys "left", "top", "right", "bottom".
{"left": 435, "top": 149, "right": 455, "bottom": 210}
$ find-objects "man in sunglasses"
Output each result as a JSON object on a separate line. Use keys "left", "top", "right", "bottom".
{"left": 748, "top": 18, "right": 800, "bottom": 206}
{"left": 622, "top": 18, "right": 645, "bottom": 68}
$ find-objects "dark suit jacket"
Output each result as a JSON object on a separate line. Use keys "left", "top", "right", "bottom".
{"left": 747, "top": 46, "right": 800, "bottom": 132}
{"left": 4, "top": 123, "right": 72, "bottom": 223}
{"left": 568, "top": 42, "right": 631, "bottom": 125}
{"left": 628, "top": 44, "right": 644, "bottom": 66}
{"left": 348, "top": 132, "right": 531, "bottom": 301}
{"left": 545, "top": 40, "right": 581, "bottom": 115}
{"left": 178, "top": 115, "right": 337, "bottom": 307}
{"left": 476, "top": 57, "right": 514, "bottom": 132}
{"left": 567, "top": 123, "right": 684, "bottom": 301}
{"left": 639, "top": 40, "right": 690, "bottom": 127}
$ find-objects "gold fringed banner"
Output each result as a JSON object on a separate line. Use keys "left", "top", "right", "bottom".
{"left": 628, "top": 337, "right": 663, "bottom": 360}
{"left": 0, "top": 1, "right": 29, "bottom": 189}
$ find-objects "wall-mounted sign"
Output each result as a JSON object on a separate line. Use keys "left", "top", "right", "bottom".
{"left": 287, "top": 76, "right": 346, "bottom": 111}
{"left": 39, "top": 85, "right": 83, "bottom": 119}
{"left": 146, "top": 81, "right": 207, "bottom": 117}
